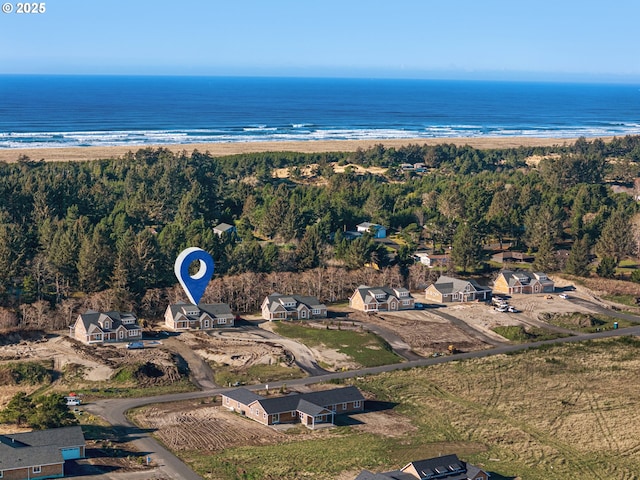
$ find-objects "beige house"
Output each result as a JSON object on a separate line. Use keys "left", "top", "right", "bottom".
{"left": 70, "top": 311, "right": 142, "bottom": 345}
{"left": 493, "top": 270, "right": 554, "bottom": 295}
{"left": 164, "top": 302, "right": 235, "bottom": 330}
{"left": 355, "top": 453, "right": 489, "bottom": 480}
{"left": 222, "top": 386, "right": 365, "bottom": 429}
{"left": 425, "top": 276, "right": 491, "bottom": 303}
{"left": 261, "top": 294, "right": 327, "bottom": 321}
{"left": 349, "top": 286, "right": 414, "bottom": 312}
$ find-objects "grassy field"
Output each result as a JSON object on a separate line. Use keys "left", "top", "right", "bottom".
{"left": 273, "top": 322, "right": 402, "bottom": 368}
{"left": 182, "top": 336, "right": 640, "bottom": 479}
{"left": 492, "top": 325, "right": 570, "bottom": 343}
{"left": 545, "top": 312, "right": 635, "bottom": 333}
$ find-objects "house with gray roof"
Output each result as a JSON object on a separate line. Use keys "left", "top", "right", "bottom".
{"left": 425, "top": 276, "right": 491, "bottom": 303}
{"left": 355, "top": 454, "right": 489, "bottom": 480}
{"left": 349, "top": 286, "right": 415, "bottom": 312}
{"left": 221, "top": 386, "right": 364, "bottom": 429}
{"left": 493, "top": 269, "right": 554, "bottom": 295}
{"left": 213, "top": 222, "right": 237, "bottom": 238}
{"left": 0, "top": 425, "right": 85, "bottom": 479}
{"left": 261, "top": 294, "right": 327, "bottom": 321}
{"left": 164, "top": 302, "right": 235, "bottom": 330}
{"left": 70, "top": 310, "right": 142, "bottom": 345}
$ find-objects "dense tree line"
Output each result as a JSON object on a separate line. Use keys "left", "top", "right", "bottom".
{"left": 2, "top": 136, "right": 640, "bottom": 324}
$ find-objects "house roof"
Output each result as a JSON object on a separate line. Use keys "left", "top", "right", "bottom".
{"left": 498, "top": 270, "right": 554, "bottom": 287}
{"left": 166, "top": 302, "right": 234, "bottom": 320}
{"left": 352, "top": 286, "right": 413, "bottom": 304}
{"left": 357, "top": 222, "right": 385, "bottom": 231}
{"left": 229, "top": 386, "right": 364, "bottom": 415}
{"left": 213, "top": 222, "right": 235, "bottom": 233}
{"left": 0, "top": 426, "right": 85, "bottom": 470}
{"left": 402, "top": 454, "right": 468, "bottom": 479}
{"left": 73, "top": 310, "right": 139, "bottom": 331}
{"left": 264, "top": 293, "right": 326, "bottom": 312}
{"left": 429, "top": 276, "right": 490, "bottom": 295}
{"left": 199, "top": 303, "right": 234, "bottom": 319}
{"left": 223, "top": 388, "right": 264, "bottom": 406}
{"left": 355, "top": 471, "right": 416, "bottom": 480}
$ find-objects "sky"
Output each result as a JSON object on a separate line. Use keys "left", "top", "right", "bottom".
{"left": 1, "top": 0, "right": 639, "bottom": 81}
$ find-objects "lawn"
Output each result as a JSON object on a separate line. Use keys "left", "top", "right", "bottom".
{"left": 492, "top": 325, "right": 570, "bottom": 343}
{"left": 179, "top": 336, "right": 640, "bottom": 479}
{"left": 273, "top": 322, "right": 402, "bottom": 368}
{"left": 545, "top": 312, "right": 635, "bottom": 333}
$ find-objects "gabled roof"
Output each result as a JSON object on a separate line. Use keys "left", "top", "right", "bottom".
{"left": 74, "top": 310, "right": 139, "bottom": 331}
{"left": 167, "top": 302, "right": 234, "bottom": 320}
{"left": 402, "top": 454, "right": 467, "bottom": 479}
{"left": 353, "top": 286, "right": 413, "bottom": 304}
{"left": 498, "top": 270, "right": 554, "bottom": 287}
{"left": 213, "top": 222, "right": 236, "bottom": 233}
{"left": 0, "top": 426, "right": 85, "bottom": 470}
{"left": 223, "top": 388, "right": 264, "bottom": 406}
{"left": 264, "top": 293, "right": 326, "bottom": 311}
{"left": 429, "top": 276, "right": 490, "bottom": 295}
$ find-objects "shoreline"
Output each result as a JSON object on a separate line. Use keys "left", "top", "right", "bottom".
{"left": 0, "top": 136, "right": 612, "bottom": 163}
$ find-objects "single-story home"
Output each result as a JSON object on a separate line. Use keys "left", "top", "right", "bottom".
{"left": 0, "top": 426, "right": 85, "bottom": 480}
{"left": 164, "top": 302, "right": 235, "bottom": 330}
{"left": 213, "top": 222, "right": 237, "bottom": 237}
{"left": 356, "top": 222, "right": 387, "bottom": 239}
{"left": 350, "top": 286, "right": 415, "bottom": 312}
{"left": 493, "top": 270, "right": 555, "bottom": 295}
{"left": 425, "top": 276, "right": 491, "bottom": 303}
{"left": 491, "top": 251, "right": 534, "bottom": 264}
{"left": 69, "top": 311, "right": 142, "bottom": 345}
{"left": 261, "top": 294, "right": 327, "bottom": 321}
{"left": 222, "top": 386, "right": 365, "bottom": 429}
{"left": 355, "top": 453, "right": 489, "bottom": 480}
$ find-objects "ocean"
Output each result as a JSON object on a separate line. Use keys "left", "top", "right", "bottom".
{"left": 1, "top": 75, "right": 639, "bottom": 149}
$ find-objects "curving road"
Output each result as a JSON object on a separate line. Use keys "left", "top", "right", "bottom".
{"left": 83, "top": 322, "right": 640, "bottom": 480}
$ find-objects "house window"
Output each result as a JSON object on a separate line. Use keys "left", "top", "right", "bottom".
{"left": 119, "top": 330, "right": 124, "bottom": 339}
{"left": 0, "top": 470, "right": 3, "bottom": 478}
{"left": 342, "top": 403, "right": 347, "bottom": 410}
{"left": 204, "top": 319, "right": 209, "bottom": 328}
{"left": 218, "top": 318, "right": 226, "bottom": 324}
{"left": 312, "top": 309, "right": 321, "bottom": 315}
{"left": 354, "top": 401, "right": 361, "bottom": 408}
{"left": 263, "top": 412, "right": 267, "bottom": 419}
{"left": 33, "top": 466, "right": 42, "bottom": 474}
{"left": 291, "top": 411, "right": 297, "bottom": 417}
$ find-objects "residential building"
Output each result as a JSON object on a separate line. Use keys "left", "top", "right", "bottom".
{"left": 355, "top": 454, "right": 489, "bottom": 480}
{"left": 493, "top": 270, "right": 555, "bottom": 295}
{"left": 490, "top": 251, "right": 534, "bottom": 264}
{"left": 221, "top": 386, "right": 365, "bottom": 429}
{"left": 164, "top": 302, "right": 235, "bottom": 330}
{"left": 425, "top": 276, "right": 491, "bottom": 303}
{"left": 70, "top": 311, "right": 142, "bottom": 345}
{"left": 349, "top": 286, "right": 415, "bottom": 312}
{"left": 0, "top": 426, "right": 85, "bottom": 480}
{"left": 413, "top": 252, "right": 450, "bottom": 268}
{"left": 213, "top": 222, "right": 237, "bottom": 237}
{"left": 356, "top": 222, "right": 387, "bottom": 239}
{"left": 261, "top": 294, "right": 327, "bottom": 321}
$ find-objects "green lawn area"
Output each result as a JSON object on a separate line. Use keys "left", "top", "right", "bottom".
{"left": 492, "top": 325, "right": 570, "bottom": 343}
{"left": 273, "top": 322, "right": 402, "bottom": 368}
{"left": 546, "top": 312, "right": 634, "bottom": 333}
{"left": 602, "top": 294, "right": 639, "bottom": 308}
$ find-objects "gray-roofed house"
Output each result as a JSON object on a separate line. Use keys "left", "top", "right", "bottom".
{"left": 221, "top": 386, "right": 365, "bottom": 429}
{"left": 213, "top": 222, "right": 237, "bottom": 237}
{"left": 261, "top": 294, "right": 327, "bottom": 321}
{"left": 0, "top": 425, "right": 85, "bottom": 479}
{"left": 425, "top": 276, "right": 491, "bottom": 303}
{"left": 349, "top": 286, "right": 415, "bottom": 312}
{"left": 493, "top": 269, "right": 554, "bottom": 295}
{"left": 355, "top": 454, "right": 489, "bottom": 480}
{"left": 70, "top": 310, "right": 142, "bottom": 345}
{"left": 164, "top": 302, "right": 235, "bottom": 330}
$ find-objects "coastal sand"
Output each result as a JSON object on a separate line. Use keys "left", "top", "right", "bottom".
{"left": 0, "top": 136, "right": 607, "bottom": 164}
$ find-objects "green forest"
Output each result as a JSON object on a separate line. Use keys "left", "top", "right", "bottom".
{"left": 2, "top": 136, "right": 640, "bottom": 328}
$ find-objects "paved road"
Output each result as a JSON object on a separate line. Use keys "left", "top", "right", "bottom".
{"left": 83, "top": 323, "right": 640, "bottom": 480}
{"left": 426, "top": 307, "right": 506, "bottom": 346}
{"left": 568, "top": 296, "right": 640, "bottom": 323}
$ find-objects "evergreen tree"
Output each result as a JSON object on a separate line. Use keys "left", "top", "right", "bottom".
{"left": 596, "top": 256, "right": 617, "bottom": 278}
{"left": 28, "top": 393, "right": 77, "bottom": 430}
{"left": 595, "top": 210, "right": 635, "bottom": 263}
{"left": 451, "top": 222, "right": 483, "bottom": 273}
{"left": 1, "top": 392, "right": 34, "bottom": 426}
{"left": 533, "top": 235, "right": 557, "bottom": 272}
{"left": 565, "top": 236, "right": 591, "bottom": 277}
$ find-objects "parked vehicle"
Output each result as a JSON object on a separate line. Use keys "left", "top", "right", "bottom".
{"left": 415, "top": 302, "right": 425, "bottom": 310}
{"left": 507, "top": 306, "right": 518, "bottom": 313}
{"left": 494, "top": 305, "right": 508, "bottom": 312}
{"left": 126, "top": 341, "right": 144, "bottom": 349}
{"left": 559, "top": 293, "right": 569, "bottom": 299}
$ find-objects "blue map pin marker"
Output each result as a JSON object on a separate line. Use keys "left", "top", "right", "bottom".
{"left": 174, "top": 247, "right": 215, "bottom": 305}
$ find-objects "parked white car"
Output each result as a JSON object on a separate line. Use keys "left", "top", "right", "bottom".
{"left": 558, "top": 293, "right": 569, "bottom": 299}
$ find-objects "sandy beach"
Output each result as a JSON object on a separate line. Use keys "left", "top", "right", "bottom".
{"left": 0, "top": 136, "right": 606, "bottom": 164}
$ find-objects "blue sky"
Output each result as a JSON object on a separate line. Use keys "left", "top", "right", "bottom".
{"left": 1, "top": 0, "right": 639, "bottom": 81}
